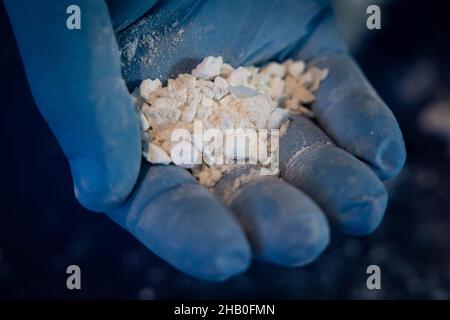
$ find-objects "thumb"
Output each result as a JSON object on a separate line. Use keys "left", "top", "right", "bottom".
{"left": 5, "top": 0, "right": 141, "bottom": 211}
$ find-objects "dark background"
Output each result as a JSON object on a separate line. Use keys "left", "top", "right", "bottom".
{"left": 1, "top": 0, "right": 450, "bottom": 299}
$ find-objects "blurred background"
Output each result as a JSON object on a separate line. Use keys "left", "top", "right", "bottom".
{"left": 1, "top": 0, "right": 450, "bottom": 299}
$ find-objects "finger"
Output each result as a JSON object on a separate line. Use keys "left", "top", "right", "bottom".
{"left": 289, "top": 8, "right": 406, "bottom": 180}
{"left": 309, "top": 55, "right": 406, "bottom": 180}
{"left": 108, "top": 164, "right": 251, "bottom": 281}
{"left": 5, "top": 0, "right": 141, "bottom": 211}
{"left": 214, "top": 167, "right": 329, "bottom": 267}
{"left": 280, "top": 115, "right": 388, "bottom": 235}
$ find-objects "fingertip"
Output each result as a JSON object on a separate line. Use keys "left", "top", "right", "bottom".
{"left": 372, "top": 136, "right": 406, "bottom": 181}
{"left": 133, "top": 184, "right": 251, "bottom": 281}
{"left": 320, "top": 86, "right": 406, "bottom": 181}
{"left": 227, "top": 178, "right": 330, "bottom": 268}
{"left": 339, "top": 190, "right": 388, "bottom": 235}
{"left": 109, "top": 165, "right": 252, "bottom": 281}
{"left": 311, "top": 55, "right": 406, "bottom": 180}
{"left": 69, "top": 92, "right": 142, "bottom": 212}
{"left": 71, "top": 153, "right": 141, "bottom": 212}
{"left": 199, "top": 244, "right": 251, "bottom": 282}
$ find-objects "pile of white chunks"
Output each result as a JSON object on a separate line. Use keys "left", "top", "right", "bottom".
{"left": 132, "top": 56, "right": 328, "bottom": 187}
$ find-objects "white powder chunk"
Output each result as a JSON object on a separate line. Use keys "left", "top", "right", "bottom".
{"left": 140, "top": 79, "right": 162, "bottom": 101}
{"left": 228, "top": 85, "right": 260, "bottom": 98}
{"left": 220, "top": 63, "right": 234, "bottom": 78}
{"left": 152, "top": 97, "right": 177, "bottom": 109}
{"left": 212, "top": 76, "right": 229, "bottom": 100}
{"left": 298, "top": 72, "right": 313, "bottom": 87}
{"left": 177, "top": 73, "right": 197, "bottom": 89}
{"left": 239, "top": 94, "right": 276, "bottom": 128}
{"left": 287, "top": 61, "right": 305, "bottom": 78}
{"left": 227, "top": 67, "right": 252, "bottom": 86}
{"left": 268, "top": 77, "right": 285, "bottom": 100}
{"left": 262, "top": 62, "right": 286, "bottom": 77}
{"left": 191, "top": 56, "right": 223, "bottom": 79}
{"left": 268, "top": 108, "right": 289, "bottom": 129}
{"left": 143, "top": 142, "right": 171, "bottom": 164}
{"left": 144, "top": 105, "right": 181, "bottom": 129}
{"left": 197, "top": 96, "right": 214, "bottom": 120}
{"left": 181, "top": 92, "right": 201, "bottom": 123}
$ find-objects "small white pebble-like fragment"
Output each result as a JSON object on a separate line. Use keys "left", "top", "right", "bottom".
{"left": 287, "top": 61, "right": 305, "bottom": 78}
{"left": 298, "top": 72, "right": 313, "bottom": 87}
{"left": 144, "top": 105, "right": 181, "bottom": 129}
{"left": 220, "top": 63, "right": 234, "bottom": 78}
{"left": 219, "top": 94, "right": 241, "bottom": 112}
{"left": 181, "top": 102, "right": 198, "bottom": 123}
{"left": 240, "top": 94, "right": 276, "bottom": 128}
{"left": 227, "top": 67, "right": 252, "bottom": 86}
{"left": 174, "top": 88, "right": 188, "bottom": 105}
{"left": 228, "top": 85, "right": 260, "bottom": 98}
{"left": 197, "top": 97, "right": 214, "bottom": 120}
{"left": 262, "top": 62, "right": 286, "bottom": 77}
{"left": 200, "top": 84, "right": 215, "bottom": 99}
{"left": 177, "top": 73, "right": 197, "bottom": 89}
{"left": 212, "top": 76, "right": 229, "bottom": 100}
{"left": 181, "top": 95, "right": 201, "bottom": 123}
{"left": 192, "top": 56, "right": 223, "bottom": 79}
{"left": 268, "top": 77, "right": 285, "bottom": 100}
{"left": 143, "top": 142, "right": 171, "bottom": 164}
{"left": 240, "top": 94, "right": 276, "bottom": 114}
{"left": 140, "top": 79, "right": 162, "bottom": 100}
{"left": 268, "top": 108, "right": 289, "bottom": 129}
{"left": 151, "top": 97, "right": 175, "bottom": 109}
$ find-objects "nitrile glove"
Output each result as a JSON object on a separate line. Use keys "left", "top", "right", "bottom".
{"left": 5, "top": 0, "right": 406, "bottom": 281}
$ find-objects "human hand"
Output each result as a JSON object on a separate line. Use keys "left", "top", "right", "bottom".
{"left": 6, "top": 0, "right": 406, "bottom": 281}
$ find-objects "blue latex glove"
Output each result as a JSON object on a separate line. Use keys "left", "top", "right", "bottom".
{"left": 5, "top": 0, "right": 406, "bottom": 281}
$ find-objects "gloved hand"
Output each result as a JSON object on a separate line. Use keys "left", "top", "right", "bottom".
{"left": 5, "top": 0, "right": 406, "bottom": 281}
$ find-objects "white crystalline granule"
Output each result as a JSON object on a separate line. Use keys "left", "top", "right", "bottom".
{"left": 134, "top": 56, "right": 328, "bottom": 187}
{"left": 191, "top": 56, "right": 223, "bottom": 79}
{"left": 139, "top": 79, "right": 162, "bottom": 100}
{"left": 227, "top": 67, "right": 252, "bottom": 86}
{"left": 143, "top": 142, "right": 171, "bottom": 164}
